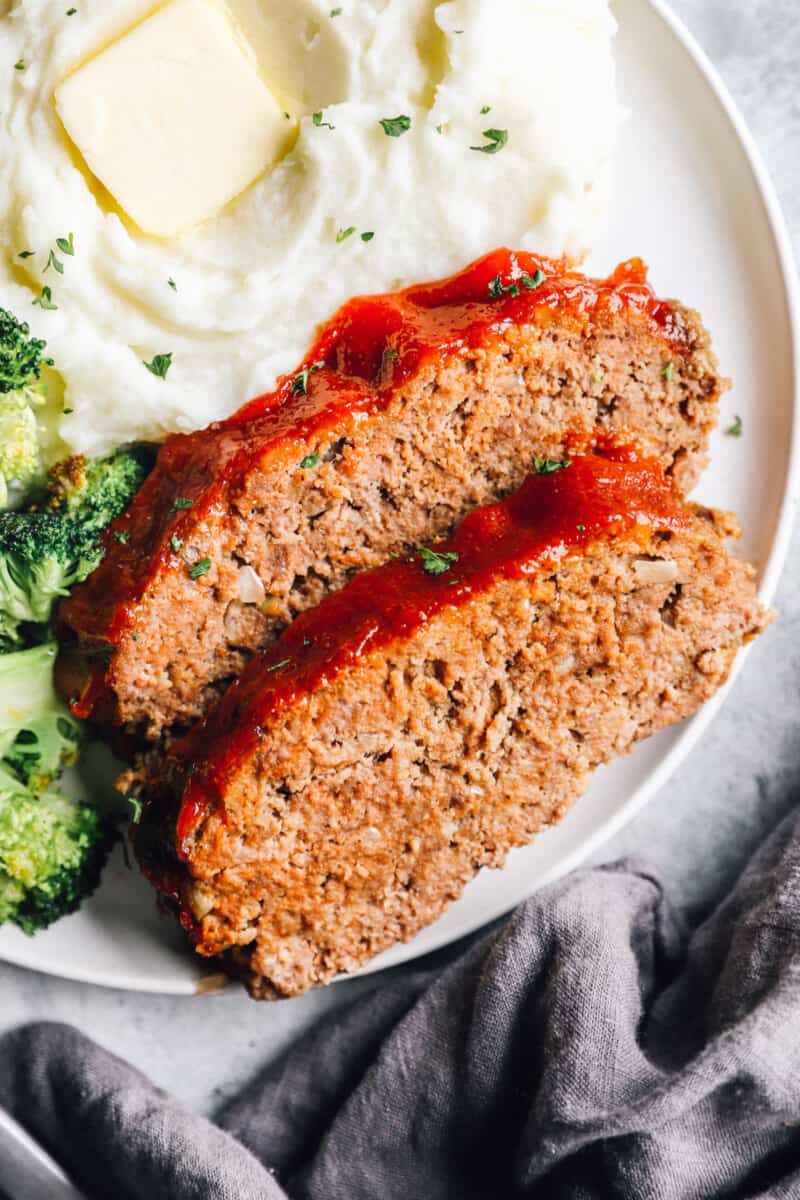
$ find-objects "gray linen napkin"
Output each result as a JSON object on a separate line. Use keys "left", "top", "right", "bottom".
{"left": 3, "top": 806, "right": 800, "bottom": 1200}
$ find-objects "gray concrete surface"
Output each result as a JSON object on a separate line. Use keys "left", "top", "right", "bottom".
{"left": 1, "top": 0, "right": 798, "bottom": 1118}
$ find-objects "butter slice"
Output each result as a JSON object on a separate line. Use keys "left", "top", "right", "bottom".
{"left": 55, "top": 0, "right": 290, "bottom": 237}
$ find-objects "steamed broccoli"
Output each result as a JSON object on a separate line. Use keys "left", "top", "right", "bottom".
{"left": 0, "top": 449, "right": 149, "bottom": 651}
{"left": 0, "top": 308, "right": 54, "bottom": 508}
{"left": 0, "top": 643, "right": 115, "bottom": 933}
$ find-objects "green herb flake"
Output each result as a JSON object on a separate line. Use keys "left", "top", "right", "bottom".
{"left": 130, "top": 633, "right": 139, "bottom": 642}
{"left": 521, "top": 269, "right": 546, "bottom": 290}
{"left": 480, "top": 105, "right": 491, "bottom": 114}
{"left": 267, "top": 658, "right": 293, "bottom": 673}
{"left": 44, "top": 249, "right": 64, "bottom": 275}
{"left": 593, "top": 372, "right": 604, "bottom": 385}
{"left": 170, "top": 535, "right": 184, "bottom": 553}
{"left": 727, "top": 414, "right": 743, "bottom": 438}
{"left": 171, "top": 497, "right": 193, "bottom": 512}
{"left": 168, "top": 277, "right": 177, "bottom": 291}
{"left": 488, "top": 274, "right": 519, "bottom": 300}
{"left": 662, "top": 361, "right": 675, "bottom": 382}
{"left": 471, "top": 128, "right": 508, "bottom": 154}
{"left": 330, "top": 5, "right": 342, "bottom": 13}
{"left": 188, "top": 558, "right": 212, "bottom": 581}
{"left": 313, "top": 110, "right": 335, "bottom": 130}
{"left": 14, "top": 60, "right": 25, "bottom": 72}
{"left": 292, "top": 359, "right": 325, "bottom": 395}
{"left": 32, "top": 286, "right": 57, "bottom": 310}
{"left": 534, "top": 457, "right": 571, "bottom": 476}
{"left": 114, "top": 530, "right": 130, "bottom": 544}
{"left": 300, "top": 451, "right": 320, "bottom": 470}
{"left": 66, "top": 6, "right": 77, "bottom": 12}
{"left": 576, "top": 524, "right": 586, "bottom": 532}
{"left": 435, "top": 123, "right": 444, "bottom": 134}
{"left": 380, "top": 114, "right": 412, "bottom": 138}
{"left": 56, "top": 233, "right": 75, "bottom": 256}
{"left": 63, "top": 407, "right": 74, "bottom": 414}
{"left": 143, "top": 352, "right": 173, "bottom": 379}
{"left": 336, "top": 226, "right": 357, "bottom": 244}
{"left": 361, "top": 231, "right": 375, "bottom": 242}
{"left": 128, "top": 795, "right": 143, "bottom": 823}
{"left": 17, "top": 249, "right": 34, "bottom": 259}
{"left": 418, "top": 547, "right": 459, "bottom": 576}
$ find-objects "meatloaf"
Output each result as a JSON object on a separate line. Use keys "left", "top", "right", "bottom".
{"left": 133, "top": 449, "right": 768, "bottom": 999}
{"left": 58, "top": 248, "right": 724, "bottom": 742}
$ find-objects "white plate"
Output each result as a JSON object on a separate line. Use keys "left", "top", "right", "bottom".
{"left": 1, "top": 0, "right": 798, "bottom": 995}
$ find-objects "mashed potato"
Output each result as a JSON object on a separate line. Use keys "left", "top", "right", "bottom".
{"left": 0, "top": 0, "right": 619, "bottom": 456}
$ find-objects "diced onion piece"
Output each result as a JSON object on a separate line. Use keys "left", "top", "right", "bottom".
{"left": 633, "top": 559, "right": 679, "bottom": 586}
{"left": 237, "top": 564, "right": 266, "bottom": 604}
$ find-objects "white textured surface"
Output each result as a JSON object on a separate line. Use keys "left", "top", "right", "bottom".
{"left": 1, "top": 0, "right": 799, "bottom": 1117}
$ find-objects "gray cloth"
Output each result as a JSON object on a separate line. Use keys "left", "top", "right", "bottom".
{"left": 3, "top": 808, "right": 800, "bottom": 1200}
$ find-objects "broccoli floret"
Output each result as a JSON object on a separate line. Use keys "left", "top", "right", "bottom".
{"left": 0, "top": 643, "right": 83, "bottom": 786}
{"left": 0, "top": 643, "right": 114, "bottom": 933}
{"left": 0, "top": 449, "right": 148, "bottom": 651}
{"left": 0, "top": 308, "right": 54, "bottom": 508}
{"left": 44, "top": 450, "right": 148, "bottom": 540}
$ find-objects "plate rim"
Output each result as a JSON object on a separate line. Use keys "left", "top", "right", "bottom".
{"left": 2, "top": 0, "right": 799, "bottom": 996}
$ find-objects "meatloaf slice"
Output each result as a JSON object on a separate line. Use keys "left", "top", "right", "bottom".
{"left": 134, "top": 450, "right": 768, "bottom": 999}
{"left": 59, "top": 248, "right": 724, "bottom": 742}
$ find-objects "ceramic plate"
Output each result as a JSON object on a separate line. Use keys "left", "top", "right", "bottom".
{"left": 1, "top": 0, "right": 798, "bottom": 994}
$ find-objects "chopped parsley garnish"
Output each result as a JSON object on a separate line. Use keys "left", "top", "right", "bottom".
{"left": 188, "top": 558, "right": 211, "bottom": 581}
{"left": 300, "top": 451, "right": 320, "bottom": 469}
{"left": 63, "top": 407, "right": 73, "bottom": 414}
{"left": 488, "top": 275, "right": 520, "bottom": 300}
{"left": 480, "top": 105, "right": 491, "bottom": 114}
{"left": 727, "top": 414, "right": 743, "bottom": 437}
{"left": 18, "top": 249, "right": 34, "bottom": 259}
{"left": 471, "top": 128, "right": 508, "bottom": 154}
{"left": 128, "top": 795, "right": 143, "bottom": 823}
{"left": 171, "top": 497, "right": 193, "bottom": 512}
{"left": 435, "top": 124, "right": 444, "bottom": 134}
{"left": 380, "top": 114, "right": 412, "bottom": 137}
{"left": 576, "top": 524, "right": 586, "bottom": 532}
{"left": 292, "top": 360, "right": 325, "bottom": 395}
{"left": 330, "top": 5, "right": 342, "bottom": 13}
{"left": 418, "top": 547, "right": 459, "bottom": 576}
{"left": 170, "top": 535, "right": 184, "bottom": 553}
{"left": 521, "top": 270, "right": 546, "bottom": 290}
{"left": 130, "top": 633, "right": 139, "bottom": 642}
{"left": 32, "top": 286, "right": 57, "bottom": 310}
{"left": 361, "top": 231, "right": 375, "bottom": 242}
{"left": 66, "top": 6, "right": 77, "bottom": 13}
{"left": 56, "top": 233, "right": 75, "bottom": 256}
{"left": 114, "top": 530, "right": 131, "bottom": 544}
{"left": 662, "top": 361, "right": 675, "bottom": 382}
{"left": 267, "top": 658, "right": 292, "bottom": 673}
{"left": 534, "top": 457, "right": 571, "bottom": 475}
{"left": 168, "top": 277, "right": 177, "bottom": 291}
{"left": 14, "top": 61, "right": 25, "bottom": 72}
{"left": 336, "top": 226, "right": 357, "bottom": 243}
{"left": 313, "top": 110, "right": 335, "bottom": 130}
{"left": 143, "top": 352, "right": 173, "bottom": 379}
{"left": 44, "top": 249, "right": 64, "bottom": 275}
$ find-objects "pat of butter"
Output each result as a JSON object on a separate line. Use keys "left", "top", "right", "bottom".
{"left": 55, "top": 0, "right": 291, "bottom": 238}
